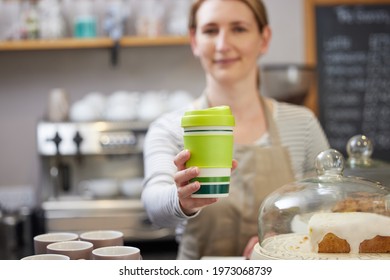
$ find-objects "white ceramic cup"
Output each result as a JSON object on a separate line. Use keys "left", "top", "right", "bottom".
{"left": 34, "top": 232, "right": 79, "bottom": 255}
{"left": 79, "top": 179, "right": 119, "bottom": 198}
{"left": 47, "top": 88, "right": 69, "bottom": 122}
{"left": 92, "top": 246, "right": 141, "bottom": 260}
{"left": 47, "top": 240, "right": 94, "bottom": 260}
{"left": 21, "top": 254, "right": 70, "bottom": 260}
{"left": 80, "top": 230, "right": 124, "bottom": 249}
{"left": 120, "top": 178, "right": 144, "bottom": 198}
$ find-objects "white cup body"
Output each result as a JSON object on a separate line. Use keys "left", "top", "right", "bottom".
{"left": 92, "top": 246, "right": 141, "bottom": 260}
{"left": 80, "top": 230, "right": 124, "bottom": 249}
{"left": 34, "top": 232, "right": 79, "bottom": 255}
{"left": 21, "top": 254, "right": 70, "bottom": 260}
{"left": 47, "top": 240, "right": 94, "bottom": 260}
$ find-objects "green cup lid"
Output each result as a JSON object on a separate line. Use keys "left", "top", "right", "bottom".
{"left": 181, "top": 106, "right": 235, "bottom": 127}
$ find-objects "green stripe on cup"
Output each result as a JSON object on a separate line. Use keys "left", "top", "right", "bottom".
{"left": 193, "top": 184, "right": 230, "bottom": 195}
{"left": 190, "top": 176, "right": 230, "bottom": 183}
{"left": 185, "top": 129, "right": 233, "bottom": 133}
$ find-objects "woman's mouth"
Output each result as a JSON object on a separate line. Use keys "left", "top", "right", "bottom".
{"left": 213, "top": 57, "right": 240, "bottom": 66}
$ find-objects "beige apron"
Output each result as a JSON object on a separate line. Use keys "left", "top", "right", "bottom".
{"left": 177, "top": 95, "right": 295, "bottom": 259}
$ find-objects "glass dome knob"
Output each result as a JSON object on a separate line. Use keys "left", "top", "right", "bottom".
{"left": 346, "top": 134, "right": 373, "bottom": 161}
{"left": 315, "top": 149, "right": 345, "bottom": 176}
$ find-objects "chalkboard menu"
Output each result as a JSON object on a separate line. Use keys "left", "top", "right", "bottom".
{"left": 315, "top": 3, "right": 390, "bottom": 161}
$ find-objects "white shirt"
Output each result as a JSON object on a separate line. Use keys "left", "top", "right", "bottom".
{"left": 141, "top": 99, "right": 329, "bottom": 231}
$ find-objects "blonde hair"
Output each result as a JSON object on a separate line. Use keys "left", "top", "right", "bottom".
{"left": 188, "top": 0, "right": 269, "bottom": 33}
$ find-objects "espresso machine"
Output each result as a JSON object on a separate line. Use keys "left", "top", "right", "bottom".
{"left": 36, "top": 120, "right": 174, "bottom": 242}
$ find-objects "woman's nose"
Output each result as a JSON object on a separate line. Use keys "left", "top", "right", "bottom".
{"left": 215, "top": 31, "right": 231, "bottom": 52}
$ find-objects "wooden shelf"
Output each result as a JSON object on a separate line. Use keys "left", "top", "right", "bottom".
{"left": 120, "top": 35, "right": 189, "bottom": 47}
{"left": 0, "top": 38, "right": 113, "bottom": 51}
{"left": 0, "top": 36, "right": 189, "bottom": 51}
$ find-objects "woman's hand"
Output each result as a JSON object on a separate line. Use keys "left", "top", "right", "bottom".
{"left": 173, "top": 150, "right": 218, "bottom": 216}
{"left": 173, "top": 150, "right": 238, "bottom": 216}
{"left": 242, "top": 235, "right": 259, "bottom": 259}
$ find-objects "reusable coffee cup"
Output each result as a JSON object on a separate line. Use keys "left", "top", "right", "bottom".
{"left": 181, "top": 106, "right": 235, "bottom": 198}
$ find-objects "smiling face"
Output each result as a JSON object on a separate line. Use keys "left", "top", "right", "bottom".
{"left": 190, "top": 0, "right": 271, "bottom": 86}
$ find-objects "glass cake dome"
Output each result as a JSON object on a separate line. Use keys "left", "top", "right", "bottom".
{"left": 344, "top": 135, "right": 390, "bottom": 189}
{"left": 254, "top": 148, "right": 390, "bottom": 260}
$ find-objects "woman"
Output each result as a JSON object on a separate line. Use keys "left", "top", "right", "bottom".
{"left": 142, "top": 0, "right": 329, "bottom": 259}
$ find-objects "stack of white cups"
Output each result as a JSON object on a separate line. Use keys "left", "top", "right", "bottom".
{"left": 22, "top": 230, "right": 141, "bottom": 260}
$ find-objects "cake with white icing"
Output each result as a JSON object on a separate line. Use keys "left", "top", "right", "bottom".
{"left": 308, "top": 212, "right": 390, "bottom": 253}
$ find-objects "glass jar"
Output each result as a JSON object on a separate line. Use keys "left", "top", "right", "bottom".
{"left": 37, "top": 0, "right": 66, "bottom": 39}
{"left": 72, "top": 0, "right": 97, "bottom": 38}
{"left": 134, "top": 0, "right": 166, "bottom": 37}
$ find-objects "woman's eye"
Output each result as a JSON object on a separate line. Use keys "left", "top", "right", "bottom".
{"left": 203, "top": 28, "right": 218, "bottom": 35}
{"left": 233, "top": 26, "right": 247, "bottom": 33}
